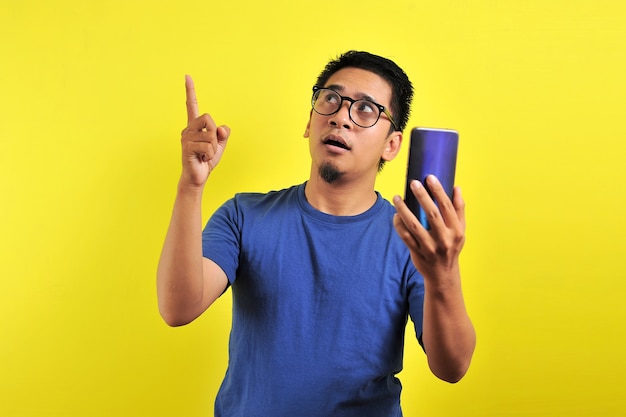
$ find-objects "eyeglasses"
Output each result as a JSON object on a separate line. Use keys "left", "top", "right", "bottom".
{"left": 311, "top": 86, "right": 398, "bottom": 130}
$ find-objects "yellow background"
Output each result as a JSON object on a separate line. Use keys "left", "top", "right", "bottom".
{"left": 1, "top": 0, "right": 625, "bottom": 416}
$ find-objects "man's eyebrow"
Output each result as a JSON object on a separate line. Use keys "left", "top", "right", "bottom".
{"left": 325, "top": 84, "right": 378, "bottom": 103}
{"left": 325, "top": 83, "right": 344, "bottom": 92}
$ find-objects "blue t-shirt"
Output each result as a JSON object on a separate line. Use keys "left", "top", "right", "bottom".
{"left": 202, "top": 183, "right": 424, "bottom": 417}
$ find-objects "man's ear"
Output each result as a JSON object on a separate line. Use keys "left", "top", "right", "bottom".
{"left": 303, "top": 109, "right": 313, "bottom": 138}
{"left": 382, "top": 131, "right": 403, "bottom": 162}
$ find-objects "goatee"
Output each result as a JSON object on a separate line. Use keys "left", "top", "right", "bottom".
{"left": 318, "top": 161, "right": 343, "bottom": 184}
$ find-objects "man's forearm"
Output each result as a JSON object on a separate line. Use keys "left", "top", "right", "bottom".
{"left": 421, "top": 270, "right": 476, "bottom": 383}
{"left": 156, "top": 183, "right": 206, "bottom": 326}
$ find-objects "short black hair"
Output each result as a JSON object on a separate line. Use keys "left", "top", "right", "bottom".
{"left": 315, "top": 50, "right": 414, "bottom": 133}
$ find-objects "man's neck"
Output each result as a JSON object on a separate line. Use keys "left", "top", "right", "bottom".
{"left": 304, "top": 173, "right": 378, "bottom": 216}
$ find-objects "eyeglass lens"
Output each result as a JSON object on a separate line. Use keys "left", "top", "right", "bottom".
{"left": 312, "top": 89, "right": 381, "bottom": 128}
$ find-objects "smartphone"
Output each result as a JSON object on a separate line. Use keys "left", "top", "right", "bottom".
{"left": 404, "top": 127, "right": 459, "bottom": 228}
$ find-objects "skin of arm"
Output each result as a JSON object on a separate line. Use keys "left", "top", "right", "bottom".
{"left": 156, "top": 75, "right": 231, "bottom": 327}
{"left": 393, "top": 175, "right": 476, "bottom": 383}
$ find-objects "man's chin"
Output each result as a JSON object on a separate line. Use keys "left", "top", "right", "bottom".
{"left": 318, "top": 162, "right": 343, "bottom": 184}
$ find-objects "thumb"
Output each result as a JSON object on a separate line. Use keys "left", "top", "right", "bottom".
{"left": 216, "top": 125, "right": 231, "bottom": 145}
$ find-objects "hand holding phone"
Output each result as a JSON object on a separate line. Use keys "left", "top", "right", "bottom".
{"left": 404, "top": 127, "right": 459, "bottom": 228}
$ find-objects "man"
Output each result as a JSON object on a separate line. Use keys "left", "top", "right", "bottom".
{"left": 157, "top": 51, "right": 475, "bottom": 416}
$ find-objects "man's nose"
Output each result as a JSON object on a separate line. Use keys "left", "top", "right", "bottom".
{"left": 329, "top": 101, "right": 352, "bottom": 129}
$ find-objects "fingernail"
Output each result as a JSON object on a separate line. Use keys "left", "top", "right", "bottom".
{"left": 427, "top": 175, "right": 438, "bottom": 184}
{"left": 411, "top": 180, "right": 422, "bottom": 190}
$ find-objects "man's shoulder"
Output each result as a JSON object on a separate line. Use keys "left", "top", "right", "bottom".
{"left": 222, "top": 184, "right": 304, "bottom": 218}
{"left": 233, "top": 183, "right": 302, "bottom": 205}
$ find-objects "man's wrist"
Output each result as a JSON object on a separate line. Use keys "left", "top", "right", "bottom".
{"left": 177, "top": 179, "right": 205, "bottom": 198}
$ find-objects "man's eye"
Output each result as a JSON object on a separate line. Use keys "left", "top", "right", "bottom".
{"left": 356, "top": 101, "right": 376, "bottom": 113}
{"left": 324, "top": 92, "right": 340, "bottom": 103}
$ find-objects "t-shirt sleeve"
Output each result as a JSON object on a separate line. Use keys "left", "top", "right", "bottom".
{"left": 202, "top": 198, "right": 242, "bottom": 284}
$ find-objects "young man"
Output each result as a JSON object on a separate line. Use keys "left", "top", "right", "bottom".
{"left": 157, "top": 51, "right": 475, "bottom": 416}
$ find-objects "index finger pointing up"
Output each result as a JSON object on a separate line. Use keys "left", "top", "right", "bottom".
{"left": 185, "top": 74, "right": 199, "bottom": 124}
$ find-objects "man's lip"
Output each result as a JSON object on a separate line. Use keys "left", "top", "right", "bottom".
{"left": 322, "top": 134, "right": 351, "bottom": 150}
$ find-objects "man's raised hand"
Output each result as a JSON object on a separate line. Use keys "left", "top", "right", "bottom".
{"left": 180, "top": 75, "right": 231, "bottom": 187}
{"left": 392, "top": 175, "right": 466, "bottom": 281}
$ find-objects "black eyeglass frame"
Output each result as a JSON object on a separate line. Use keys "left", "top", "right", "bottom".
{"left": 311, "top": 86, "right": 399, "bottom": 131}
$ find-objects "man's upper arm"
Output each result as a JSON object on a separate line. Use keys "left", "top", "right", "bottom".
{"left": 202, "top": 257, "right": 230, "bottom": 308}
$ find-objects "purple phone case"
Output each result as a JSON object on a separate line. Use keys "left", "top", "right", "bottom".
{"left": 404, "top": 127, "right": 459, "bottom": 228}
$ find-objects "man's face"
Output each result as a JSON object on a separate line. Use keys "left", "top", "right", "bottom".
{"left": 304, "top": 67, "right": 401, "bottom": 184}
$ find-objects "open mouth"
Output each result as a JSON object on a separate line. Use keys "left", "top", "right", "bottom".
{"left": 323, "top": 135, "right": 351, "bottom": 150}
